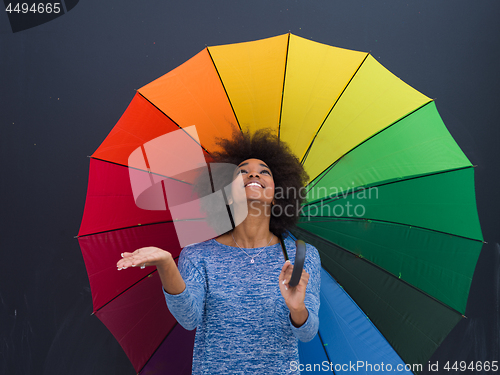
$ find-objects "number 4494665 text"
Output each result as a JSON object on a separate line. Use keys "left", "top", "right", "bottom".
{"left": 5, "top": 3, "right": 61, "bottom": 14}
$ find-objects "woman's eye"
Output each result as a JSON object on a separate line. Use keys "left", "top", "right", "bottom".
{"left": 237, "top": 168, "right": 270, "bottom": 175}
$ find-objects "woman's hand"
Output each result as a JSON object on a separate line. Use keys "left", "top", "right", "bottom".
{"left": 279, "top": 260, "right": 310, "bottom": 327}
{"left": 117, "top": 247, "right": 186, "bottom": 295}
{"left": 116, "top": 246, "right": 173, "bottom": 271}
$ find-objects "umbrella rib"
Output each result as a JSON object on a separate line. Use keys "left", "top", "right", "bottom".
{"left": 135, "top": 91, "right": 214, "bottom": 155}
{"left": 305, "top": 158, "right": 342, "bottom": 194}
{"left": 292, "top": 225, "right": 469, "bottom": 317}
{"left": 304, "top": 100, "right": 435, "bottom": 192}
{"left": 319, "top": 249, "right": 447, "bottom": 367}
{"left": 76, "top": 220, "right": 177, "bottom": 238}
{"left": 293, "top": 225, "right": 450, "bottom": 366}
{"left": 317, "top": 330, "right": 336, "bottom": 374}
{"left": 93, "top": 269, "right": 158, "bottom": 314}
{"left": 137, "top": 322, "right": 184, "bottom": 373}
{"left": 90, "top": 157, "right": 196, "bottom": 186}
{"left": 323, "top": 274, "right": 414, "bottom": 375}
{"left": 306, "top": 164, "right": 471, "bottom": 205}
{"left": 92, "top": 258, "right": 178, "bottom": 314}
{"left": 300, "top": 53, "right": 370, "bottom": 165}
{"left": 277, "top": 32, "right": 291, "bottom": 140}
{"left": 303, "top": 165, "right": 477, "bottom": 214}
{"left": 298, "top": 215, "right": 482, "bottom": 244}
{"left": 206, "top": 47, "right": 242, "bottom": 133}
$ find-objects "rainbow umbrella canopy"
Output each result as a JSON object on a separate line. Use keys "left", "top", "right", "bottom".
{"left": 78, "top": 34, "right": 483, "bottom": 374}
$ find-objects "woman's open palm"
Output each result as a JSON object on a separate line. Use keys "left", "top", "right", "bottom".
{"left": 117, "top": 246, "right": 172, "bottom": 270}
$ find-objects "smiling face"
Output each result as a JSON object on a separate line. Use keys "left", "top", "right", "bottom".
{"left": 233, "top": 158, "right": 275, "bottom": 206}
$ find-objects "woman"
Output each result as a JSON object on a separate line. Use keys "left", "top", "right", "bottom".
{"left": 116, "top": 129, "right": 321, "bottom": 374}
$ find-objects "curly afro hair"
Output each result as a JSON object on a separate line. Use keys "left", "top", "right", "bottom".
{"left": 208, "top": 127, "right": 309, "bottom": 237}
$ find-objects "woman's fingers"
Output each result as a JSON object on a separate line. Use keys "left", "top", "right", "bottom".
{"left": 117, "top": 252, "right": 139, "bottom": 269}
{"left": 279, "top": 261, "right": 310, "bottom": 287}
{"left": 116, "top": 247, "right": 165, "bottom": 270}
{"left": 278, "top": 258, "right": 311, "bottom": 314}
{"left": 280, "top": 262, "right": 310, "bottom": 294}
{"left": 298, "top": 269, "right": 310, "bottom": 288}
{"left": 279, "top": 260, "right": 293, "bottom": 285}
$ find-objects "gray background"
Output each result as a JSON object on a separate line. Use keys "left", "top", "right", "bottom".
{"left": 1, "top": 1, "right": 499, "bottom": 373}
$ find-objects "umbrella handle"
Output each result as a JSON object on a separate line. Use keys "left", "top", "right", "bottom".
{"left": 289, "top": 240, "right": 306, "bottom": 287}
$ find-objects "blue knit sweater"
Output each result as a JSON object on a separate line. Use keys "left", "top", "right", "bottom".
{"left": 163, "top": 236, "right": 321, "bottom": 374}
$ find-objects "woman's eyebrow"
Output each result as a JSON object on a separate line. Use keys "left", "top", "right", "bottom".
{"left": 238, "top": 162, "right": 271, "bottom": 170}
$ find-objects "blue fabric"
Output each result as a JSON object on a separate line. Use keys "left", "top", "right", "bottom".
{"left": 164, "top": 237, "right": 321, "bottom": 374}
{"left": 298, "top": 334, "right": 329, "bottom": 372}
{"left": 298, "top": 269, "right": 412, "bottom": 374}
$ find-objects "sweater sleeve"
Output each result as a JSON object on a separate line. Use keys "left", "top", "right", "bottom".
{"left": 289, "top": 243, "right": 321, "bottom": 342}
{"left": 163, "top": 248, "right": 206, "bottom": 331}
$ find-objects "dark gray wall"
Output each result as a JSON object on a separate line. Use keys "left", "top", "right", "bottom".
{"left": 1, "top": 1, "right": 498, "bottom": 373}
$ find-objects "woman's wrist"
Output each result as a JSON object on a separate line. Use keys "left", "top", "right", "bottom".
{"left": 157, "top": 251, "right": 174, "bottom": 270}
{"left": 157, "top": 252, "right": 186, "bottom": 295}
{"left": 289, "top": 305, "right": 309, "bottom": 327}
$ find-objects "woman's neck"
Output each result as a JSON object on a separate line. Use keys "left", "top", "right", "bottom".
{"left": 216, "top": 201, "right": 279, "bottom": 248}
{"left": 231, "top": 221, "right": 274, "bottom": 248}
{"left": 231, "top": 200, "right": 277, "bottom": 247}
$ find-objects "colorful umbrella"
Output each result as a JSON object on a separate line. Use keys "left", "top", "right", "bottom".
{"left": 77, "top": 33, "right": 483, "bottom": 374}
